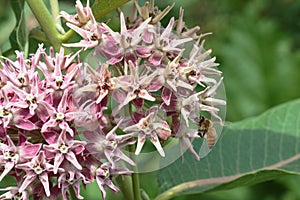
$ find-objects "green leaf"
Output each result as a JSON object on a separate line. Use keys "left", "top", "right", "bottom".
{"left": 92, "top": 0, "right": 130, "bottom": 20}
{"left": 0, "top": 1, "right": 16, "bottom": 51}
{"left": 155, "top": 99, "right": 300, "bottom": 200}
{"left": 9, "top": 0, "right": 28, "bottom": 54}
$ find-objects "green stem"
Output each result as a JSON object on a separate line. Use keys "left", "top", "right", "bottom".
{"left": 116, "top": 175, "right": 134, "bottom": 200}
{"left": 26, "top": 0, "right": 62, "bottom": 51}
{"left": 129, "top": 144, "right": 142, "bottom": 200}
{"left": 60, "top": 29, "right": 76, "bottom": 43}
{"left": 50, "top": 0, "right": 61, "bottom": 25}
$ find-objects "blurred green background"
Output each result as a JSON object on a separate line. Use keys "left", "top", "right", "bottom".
{"left": 157, "top": 0, "right": 300, "bottom": 123}
{"left": 1, "top": 0, "right": 300, "bottom": 199}
{"left": 157, "top": 0, "right": 300, "bottom": 199}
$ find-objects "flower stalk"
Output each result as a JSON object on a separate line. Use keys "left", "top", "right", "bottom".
{"left": 26, "top": 0, "right": 61, "bottom": 51}
{"left": 116, "top": 175, "right": 135, "bottom": 200}
{"left": 50, "top": 0, "right": 61, "bottom": 25}
{"left": 129, "top": 143, "right": 142, "bottom": 200}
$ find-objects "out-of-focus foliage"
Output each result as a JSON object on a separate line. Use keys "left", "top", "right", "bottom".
{"left": 10, "top": 0, "right": 28, "bottom": 53}
{"left": 150, "top": 0, "right": 300, "bottom": 199}
{"left": 0, "top": 1, "right": 16, "bottom": 53}
{"left": 154, "top": 0, "right": 300, "bottom": 122}
{"left": 169, "top": 0, "right": 299, "bottom": 200}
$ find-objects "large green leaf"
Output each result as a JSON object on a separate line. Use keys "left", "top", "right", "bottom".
{"left": 0, "top": 1, "right": 16, "bottom": 51}
{"left": 155, "top": 99, "right": 300, "bottom": 200}
{"left": 9, "top": 0, "right": 28, "bottom": 54}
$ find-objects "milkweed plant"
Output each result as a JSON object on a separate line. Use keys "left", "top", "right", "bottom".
{"left": 0, "top": 0, "right": 226, "bottom": 199}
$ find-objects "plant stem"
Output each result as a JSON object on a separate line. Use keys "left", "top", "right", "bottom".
{"left": 116, "top": 175, "right": 134, "bottom": 200}
{"left": 26, "top": 0, "right": 61, "bottom": 51}
{"left": 129, "top": 144, "right": 142, "bottom": 200}
{"left": 60, "top": 29, "right": 75, "bottom": 43}
{"left": 50, "top": 0, "right": 61, "bottom": 25}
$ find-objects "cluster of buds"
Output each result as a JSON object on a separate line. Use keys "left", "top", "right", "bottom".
{"left": 0, "top": 0, "right": 225, "bottom": 199}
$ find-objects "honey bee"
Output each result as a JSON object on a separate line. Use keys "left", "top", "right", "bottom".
{"left": 198, "top": 115, "right": 217, "bottom": 149}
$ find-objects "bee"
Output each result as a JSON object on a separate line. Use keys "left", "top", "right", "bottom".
{"left": 198, "top": 115, "right": 217, "bottom": 149}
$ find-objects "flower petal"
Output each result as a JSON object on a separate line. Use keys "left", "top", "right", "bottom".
{"left": 65, "top": 151, "right": 82, "bottom": 170}
{"left": 19, "top": 143, "right": 42, "bottom": 159}
{"left": 0, "top": 162, "right": 15, "bottom": 181}
{"left": 54, "top": 153, "right": 65, "bottom": 174}
{"left": 39, "top": 172, "right": 51, "bottom": 197}
{"left": 19, "top": 173, "right": 36, "bottom": 193}
{"left": 135, "top": 133, "right": 146, "bottom": 155}
{"left": 149, "top": 134, "right": 165, "bottom": 157}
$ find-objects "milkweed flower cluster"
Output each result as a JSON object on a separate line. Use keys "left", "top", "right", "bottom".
{"left": 0, "top": 0, "right": 226, "bottom": 199}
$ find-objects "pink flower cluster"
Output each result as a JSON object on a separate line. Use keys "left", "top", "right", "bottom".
{"left": 0, "top": 0, "right": 226, "bottom": 199}
{"left": 0, "top": 46, "right": 129, "bottom": 199}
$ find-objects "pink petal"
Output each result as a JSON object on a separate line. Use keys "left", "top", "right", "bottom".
{"left": 0, "top": 187, "right": 17, "bottom": 199}
{"left": 124, "top": 52, "right": 137, "bottom": 65}
{"left": 142, "top": 28, "right": 153, "bottom": 43}
{"left": 41, "top": 119, "right": 57, "bottom": 132}
{"left": 136, "top": 46, "right": 152, "bottom": 58}
{"left": 41, "top": 131, "right": 59, "bottom": 144}
{"left": 19, "top": 143, "right": 42, "bottom": 159}
{"left": 18, "top": 132, "right": 27, "bottom": 146}
{"left": 96, "top": 89, "right": 109, "bottom": 104}
{"left": 132, "top": 98, "right": 143, "bottom": 110}
{"left": 120, "top": 12, "right": 127, "bottom": 35}
{"left": 162, "top": 87, "right": 172, "bottom": 106}
{"left": 118, "top": 92, "right": 137, "bottom": 110}
{"left": 12, "top": 101, "right": 28, "bottom": 109}
{"left": 58, "top": 90, "right": 68, "bottom": 112}
{"left": 161, "top": 17, "right": 174, "bottom": 39}
{"left": 39, "top": 101, "right": 56, "bottom": 117}
{"left": 114, "top": 148, "right": 135, "bottom": 166}
{"left": 150, "top": 134, "right": 165, "bottom": 157}
{"left": 72, "top": 145, "right": 85, "bottom": 155}
{"left": 29, "top": 103, "right": 38, "bottom": 115}
{"left": 106, "top": 179, "right": 120, "bottom": 193}
{"left": 73, "top": 181, "right": 84, "bottom": 199}
{"left": 63, "top": 64, "right": 80, "bottom": 85}
{"left": 39, "top": 173, "right": 50, "bottom": 197}
{"left": 135, "top": 134, "right": 146, "bottom": 155}
{"left": 102, "top": 39, "right": 121, "bottom": 56}
{"left": 96, "top": 178, "right": 107, "bottom": 200}
{"left": 181, "top": 108, "right": 190, "bottom": 127}
{"left": 148, "top": 77, "right": 163, "bottom": 92}
{"left": 138, "top": 89, "right": 155, "bottom": 101}
{"left": 65, "top": 151, "right": 82, "bottom": 170}
{"left": 63, "top": 40, "right": 99, "bottom": 50}
{"left": 149, "top": 51, "right": 163, "bottom": 66}
{"left": 59, "top": 122, "right": 74, "bottom": 137}
{"left": 54, "top": 153, "right": 64, "bottom": 174}
{"left": 19, "top": 173, "right": 36, "bottom": 193}
{"left": 0, "top": 162, "right": 15, "bottom": 181}
{"left": 15, "top": 119, "right": 37, "bottom": 131}
{"left": 66, "top": 22, "right": 90, "bottom": 38}
{"left": 107, "top": 56, "right": 123, "bottom": 65}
